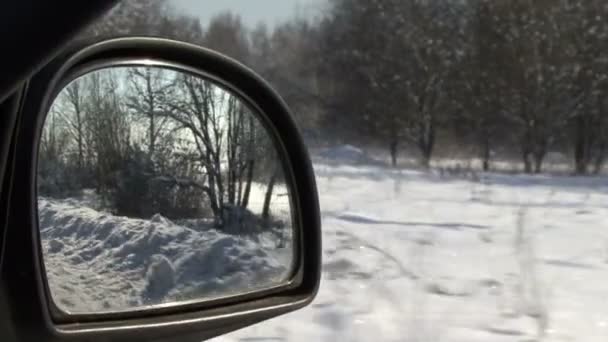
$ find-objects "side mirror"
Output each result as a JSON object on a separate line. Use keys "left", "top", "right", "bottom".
{"left": 2, "top": 38, "right": 321, "bottom": 342}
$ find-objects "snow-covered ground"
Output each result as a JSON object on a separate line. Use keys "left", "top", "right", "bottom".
{"left": 37, "top": 144, "right": 608, "bottom": 340}
{"left": 210, "top": 148, "right": 608, "bottom": 342}
{"left": 39, "top": 194, "right": 293, "bottom": 313}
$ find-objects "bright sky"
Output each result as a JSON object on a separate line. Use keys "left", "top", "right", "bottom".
{"left": 171, "top": 0, "right": 327, "bottom": 29}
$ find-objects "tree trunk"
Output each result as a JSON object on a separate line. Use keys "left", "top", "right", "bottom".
{"left": 418, "top": 118, "right": 435, "bottom": 169}
{"left": 77, "top": 128, "right": 84, "bottom": 171}
{"left": 146, "top": 68, "right": 156, "bottom": 157}
{"left": 533, "top": 152, "right": 544, "bottom": 174}
{"left": 75, "top": 103, "right": 84, "bottom": 171}
{"left": 482, "top": 159, "right": 490, "bottom": 172}
{"left": 389, "top": 140, "right": 398, "bottom": 167}
{"left": 574, "top": 135, "right": 587, "bottom": 175}
{"left": 227, "top": 108, "right": 235, "bottom": 205}
{"left": 149, "top": 114, "right": 155, "bottom": 156}
{"left": 241, "top": 116, "right": 256, "bottom": 208}
{"left": 205, "top": 153, "right": 221, "bottom": 223}
{"left": 594, "top": 95, "right": 607, "bottom": 175}
{"left": 420, "top": 153, "right": 431, "bottom": 169}
{"left": 481, "top": 137, "right": 490, "bottom": 172}
{"left": 523, "top": 151, "right": 533, "bottom": 173}
{"left": 236, "top": 166, "right": 243, "bottom": 207}
{"left": 227, "top": 171, "right": 235, "bottom": 205}
{"left": 593, "top": 141, "right": 606, "bottom": 175}
{"left": 574, "top": 155, "right": 588, "bottom": 175}
{"left": 262, "top": 168, "right": 278, "bottom": 221}
{"left": 241, "top": 159, "right": 255, "bottom": 209}
{"left": 227, "top": 143, "right": 235, "bottom": 205}
{"left": 214, "top": 152, "right": 225, "bottom": 211}
{"left": 594, "top": 154, "right": 605, "bottom": 175}
{"left": 419, "top": 140, "right": 434, "bottom": 169}
{"left": 573, "top": 115, "right": 592, "bottom": 175}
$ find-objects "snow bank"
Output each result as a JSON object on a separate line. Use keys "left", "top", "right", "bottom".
{"left": 38, "top": 198, "right": 291, "bottom": 313}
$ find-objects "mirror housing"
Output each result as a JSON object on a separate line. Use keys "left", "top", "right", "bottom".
{"left": 1, "top": 37, "right": 321, "bottom": 342}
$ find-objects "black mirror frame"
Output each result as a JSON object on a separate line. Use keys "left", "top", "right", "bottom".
{"left": 0, "top": 37, "right": 321, "bottom": 342}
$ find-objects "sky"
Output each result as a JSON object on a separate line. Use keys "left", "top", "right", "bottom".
{"left": 171, "top": 0, "right": 327, "bottom": 29}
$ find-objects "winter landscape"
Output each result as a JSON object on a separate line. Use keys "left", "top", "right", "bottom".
{"left": 208, "top": 146, "right": 608, "bottom": 342}
{"left": 44, "top": 0, "right": 608, "bottom": 339}
{"left": 39, "top": 185, "right": 293, "bottom": 313}
{"left": 40, "top": 142, "right": 608, "bottom": 341}
{"left": 39, "top": 66, "right": 295, "bottom": 313}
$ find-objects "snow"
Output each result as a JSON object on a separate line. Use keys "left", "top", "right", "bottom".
{"left": 38, "top": 144, "right": 608, "bottom": 340}
{"left": 39, "top": 197, "right": 292, "bottom": 313}
{"left": 210, "top": 156, "right": 608, "bottom": 342}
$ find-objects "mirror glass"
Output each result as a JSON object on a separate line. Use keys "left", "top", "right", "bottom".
{"left": 37, "top": 65, "right": 295, "bottom": 314}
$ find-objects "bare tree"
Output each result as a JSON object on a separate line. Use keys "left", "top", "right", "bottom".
{"left": 226, "top": 96, "right": 257, "bottom": 208}
{"left": 203, "top": 12, "right": 250, "bottom": 62}
{"left": 84, "top": 70, "right": 131, "bottom": 196}
{"left": 126, "top": 67, "right": 174, "bottom": 157}
{"left": 57, "top": 81, "right": 90, "bottom": 171}
{"left": 319, "top": 0, "right": 467, "bottom": 167}
{"left": 486, "top": 0, "right": 583, "bottom": 173}
{"left": 560, "top": 0, "right": 608, "bottom": 174}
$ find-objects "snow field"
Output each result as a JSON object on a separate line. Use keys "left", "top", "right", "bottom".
{"left": 213, "top": 158, "right": 608, "bottom": 342}
{"left": 39, "top": 144, "right": 608, "bottom": 341}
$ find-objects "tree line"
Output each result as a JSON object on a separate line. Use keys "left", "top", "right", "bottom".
{"left": 317, "top": 0, "right": 608, "bottom": 174}
{"left": 39, "top": 66, "right": 283, "bottom": 235}
{"left": 77, "top": 0, "right": 608, "bottom": 175}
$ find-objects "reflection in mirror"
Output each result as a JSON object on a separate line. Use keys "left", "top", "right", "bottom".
{"left": 37, "top": 66, "right": 294, "bottom": 314}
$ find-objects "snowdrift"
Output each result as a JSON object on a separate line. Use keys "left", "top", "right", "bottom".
{"left": 38, "top": 198, "right": 291, "bottom": 313}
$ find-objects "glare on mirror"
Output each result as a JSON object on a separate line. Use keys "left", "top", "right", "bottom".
{"left": 37, "top": 66, "right": 294, "bottom": 314}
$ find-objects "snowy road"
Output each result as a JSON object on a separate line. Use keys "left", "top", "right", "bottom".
{"left": 212, "top": 162, "right": 608, "bottom": 342}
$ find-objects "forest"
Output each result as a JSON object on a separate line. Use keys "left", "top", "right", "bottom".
{"left": 59, "top": 0, "right": 608, "bottom": 175}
